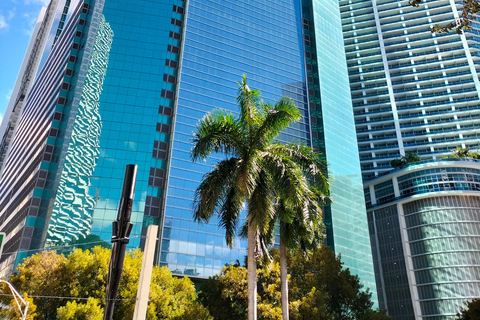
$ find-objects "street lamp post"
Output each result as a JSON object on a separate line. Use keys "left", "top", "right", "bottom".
{"left": 103, "top": 164, "right": 138, "bottom": 320}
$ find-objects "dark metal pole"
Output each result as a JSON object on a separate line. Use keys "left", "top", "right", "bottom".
{"left": 103, "top": 164, "right": 137, "bottom": 320}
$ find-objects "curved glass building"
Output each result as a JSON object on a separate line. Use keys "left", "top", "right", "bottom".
{"left": 366, "top": 159, "right": 480, "bottom": 319}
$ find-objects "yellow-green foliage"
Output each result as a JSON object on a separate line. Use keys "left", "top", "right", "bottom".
{"left": 0, "top": 246, "right": 210, "bottom": 320}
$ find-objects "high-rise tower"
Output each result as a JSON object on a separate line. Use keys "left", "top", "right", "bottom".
{"left": 341, "top": 0, "right": 480, "bottom": 181}
{"left": 341, "top": 0, "right": 480, "bottom": 318}
{"left": 0, "top": 0, "right": 376, "bottom": 301}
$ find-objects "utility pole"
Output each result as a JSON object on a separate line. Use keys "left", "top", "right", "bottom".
{"left": 103, "top": 164, "right": 137, "bottom": 320}
{"left": 133, "top": 224, "right": 159, "bottom": 320}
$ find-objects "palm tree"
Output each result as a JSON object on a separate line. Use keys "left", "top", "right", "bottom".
{"left": 261, "top": 149, "right": 329, "bottom": 320}
{"left": 451, "top": 146, "right": 471, "bottom": 159}
{"left": 191, "top": 76, "right": 327, "bottom": 320}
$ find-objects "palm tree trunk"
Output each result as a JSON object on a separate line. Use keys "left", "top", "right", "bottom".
{"left": 280, "top": 239, "right": 289, "bottom": 320}
{"left": 247, "top": 223, "right": 257, "bottom": 320}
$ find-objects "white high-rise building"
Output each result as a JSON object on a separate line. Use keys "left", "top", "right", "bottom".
{"left": 341, "top": 0, "right": 480, "bottom": 181}
{"left": 341, "top": 0, "right": 480, "bottom": 319}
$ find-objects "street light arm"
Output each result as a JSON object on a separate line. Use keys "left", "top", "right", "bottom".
{"left": 0, "top": 279, "right": 29, "bottom": 320}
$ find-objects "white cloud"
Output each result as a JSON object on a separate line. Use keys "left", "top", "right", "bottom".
{"left": 5, "top": 89, "right": 12, "bottom": 102}
{"left": 24, "top": 0, "right": 50, "bottom": 6}
{"left": 0, "top": 9, "right": 15, "bottom": 30}
{"left": 0, "top": 15, "right": 8, "bottom": 29}
{"left": 22, "top": 12, "right": 37, "bottom": 36}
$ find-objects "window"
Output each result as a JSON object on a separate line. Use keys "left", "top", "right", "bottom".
{"left": 303, "top": 18, "right": 310, "bottom": 30}
{"left": 65, "top": 68, "right": 74, "bottom": 76}
{"left": 57, "top": 96, "right": 66, "bottom": 105}
{"left": 161, "top": 89, "right": 175, "bottom": 100}
{"left": 312, "top": 131, "right": 319, "bottom": 139}
{"left": 306, "top": 64, "right": 313, "bottom": 71}
{"left": 165, "top": 59, "right": 178, "bottom": 69}
{"left": 309, "top": 102, "right": 316, "bottom": 110}
{"left": 304, "top": 35, "right": 311, "bottom": 47}
{"left": 36, "top": 170, "right": 48, "bottom": 188}
{"left": 171, "top": 18, "right": 183, "bottom": 27}
{"left": 79, "top": 18, "right": 86, "bottom": 26}
{"left": 163, "top": 74, "right": 176, "bottom": 84}
{"left": 148, "top": 167, "right": 165, "bottom": 188}
{"left": 82, "top": 3, "right": 89, "bottom": 14}
{"left": 169, "top": 31, "right": 182, "bottom": 40}
{"left": 173, "top": 5, "right": 184, "bottom": 14}
{"left": 308, "top": 89, "right": 315, "bottom": 97}
{"left": 305, "top": 51, "right": 312, "bottom": 59}
{"left": 156, "top": 123, "right": 171, "bottom": 134}
{"left": 29, "top": 197, "right": 41, "bottom": 217}
{"left": 43, "top": 144, "right": 55, "bottom": 162}
{"left": 153, "top": 140, "right": 169, "bottom": 160}
{"left": 159, "top": 105, "right": 173, "bottom": 116}
{"left": 53, "top": 112, "right": 62, "bottom": 121}
{"left": 310, "top": 116, "right": 317, "bottom": 124}
{"left": 72, "top": 42, "right": 80, "bottom": 50}
{"left": 69, "top": 55, "right": 76, "bottom": 62}
{"left": 75, "top": 31, "right": 83, "bottom": 38}
{"left": 49, "top": 128, "right": 58, "bottom": 137}
{"left": 61, "top": 82, "right": 70, "bottom": 90}
{"left": 144, "top": 196, "right": 162, "bottom": 218}
{"left": 167, "top": 44, "right": 180, "bottom": 54}
{"left": 307, "top": 76, "right": 314, "bottom": 83}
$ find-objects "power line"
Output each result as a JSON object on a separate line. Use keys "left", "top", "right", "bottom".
{"left": 0, "top": 292, "right": 134, "bottom": 301}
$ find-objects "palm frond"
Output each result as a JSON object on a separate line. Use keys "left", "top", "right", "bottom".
{"left": 193, "top": 158, "right": 240, "bottom": 223}
{"left": 261, "top": 151, "right": 310, "bottom": 209}
{"left": 219, "top": 186, "right": 243, "bottom": 247}
{"left": 191, "top": 109, "right": 246, "bottom": 162}
{"left": 253, "top": 97, "right": 301, "bottom": 149}
{"left": 236, "top": 74, "right": 262, "bottom": 136}
{"left": 248, "top": 169, "right": 275, "bottom": 229}
{"left": 266, "top": 143, "right": 330, "bottom": 201}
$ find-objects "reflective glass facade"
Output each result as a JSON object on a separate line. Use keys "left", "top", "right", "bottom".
{"left": 366, "top": 160, "right": 480, "bottom": 319}
{"left": 162, "top": 0, "right": 311, "bottom": 278}
{"left": 1, "top": 0, "right": 376, "bottom": 297}
{"left": 306, "top": 0, "right": 377, "bottom": 303}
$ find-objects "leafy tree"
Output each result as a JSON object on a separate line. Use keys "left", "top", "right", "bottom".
{"left": 199, "top": 246, "right": 390, "bottom": 320}
{"left": 57, "top": 299, "right": 103, "bottom": 320}
{"left": 451, "top": 146, "right": 471, "bottom": 159}
{"left": 191, "top": 75, "right": 326, "bottom": 320}
{"left": 289, "top": 246, "right": 388, "bottom": 320}
{"left": 409, "top": 0, "right": 479, "bottom": 33}
{"left": 390, "top": 152, "right": 421, "bottom": 168}
{"left": 0, "top": 247, "right": 210, "bottom": 320}
{"left": 456, "top": 298, "right": 480, "bottom": 320}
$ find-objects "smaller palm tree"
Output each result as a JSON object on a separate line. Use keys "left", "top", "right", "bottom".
{"left": 260, "top": 146, "right": 329, "bottom": 320}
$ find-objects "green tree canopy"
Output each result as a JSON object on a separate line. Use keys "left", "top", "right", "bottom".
{"left": 0, "top": 247, "right": 211, "bottom": 320}
{"left": 456, "top": 298, "right": 480, "bottom": 320}
{"left": 199, "top": 246, "right": 390, "bottom": 320}
{"left": 390, "top": 152, "right": 422, "bottom": 168}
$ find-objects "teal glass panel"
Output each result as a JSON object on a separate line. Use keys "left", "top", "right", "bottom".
{"left": 311, "top": 0, "right": 378, "bottom": 304}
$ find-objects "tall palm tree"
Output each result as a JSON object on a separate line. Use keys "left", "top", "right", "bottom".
{"left": 191, "top": 76, "right": 326, "bottom": 320}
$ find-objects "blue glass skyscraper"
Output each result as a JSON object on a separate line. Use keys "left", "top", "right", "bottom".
{"left": 0, "top": 0, "right": 376, "bottom": 300}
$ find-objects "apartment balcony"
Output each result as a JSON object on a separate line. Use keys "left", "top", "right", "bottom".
{"left": 356, "top": 124, "right": 396, "bottom": 133}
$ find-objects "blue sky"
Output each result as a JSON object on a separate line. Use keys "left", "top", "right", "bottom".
{"left": 0, "top": 0, "right": 48, "bottom": 122}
